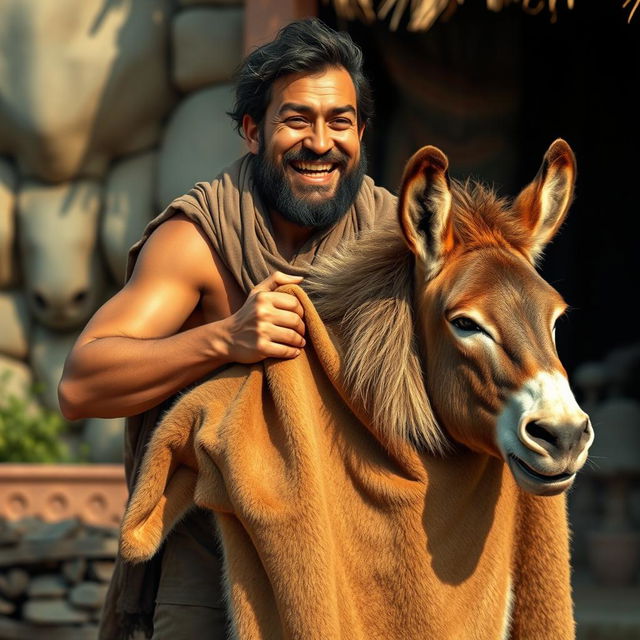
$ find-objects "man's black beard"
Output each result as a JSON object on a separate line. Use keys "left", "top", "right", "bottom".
{"left": 252, "top": 141, "right": 367, "bottom": 229}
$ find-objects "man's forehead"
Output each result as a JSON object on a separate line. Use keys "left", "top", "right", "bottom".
{"left": 268, "top": 67, "right": 357, "bottom": 113}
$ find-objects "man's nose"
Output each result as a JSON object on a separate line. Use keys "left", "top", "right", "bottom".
{"left": 303, "top": 124, "right": 334, "bottom": 155}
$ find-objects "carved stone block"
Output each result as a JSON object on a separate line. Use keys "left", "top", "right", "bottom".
{"left": 0, "top": 0, "right": 174, "bottom": 182}
{"left": 157, "top": 84, "right": 244, "bottom": 207}
{"left": 17, "top": 180, "right": 106, "bottom": 330}
{"left": 173, "top": 8, "right": 243, "bottom": 93}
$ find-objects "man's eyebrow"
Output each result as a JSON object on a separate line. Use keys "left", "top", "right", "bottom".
{"left": 278, "top": 103, "right": 357, "bottom": 117}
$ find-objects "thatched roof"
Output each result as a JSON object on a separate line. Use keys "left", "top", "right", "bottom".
{"left": 623, "top": 0, "right": 639, "bottom": 22}
{"left": 331, "top": 0, "right": 636, "bottom": 32}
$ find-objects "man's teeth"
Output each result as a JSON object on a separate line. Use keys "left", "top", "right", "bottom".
{"left": 292, "top": 162, "right": 335, "bottom": 174}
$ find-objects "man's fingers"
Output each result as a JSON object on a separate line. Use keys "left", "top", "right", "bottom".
{"left": 269, "top": 309, "right": 305, "bottom": 335}
{"left": 261, "top": 342, "right": 302, "bottom": 360}
{"left": 267, "top": 292, "right": 304, "bottom": 318}
{"left": 252, "top": 271, "right": 303, "bottom": 294}
{"left": 266, "top": 326, "right": 306, "bottom": 349}
{"left": 252, "top": 291, "right": 304, "bottom": 319}
{"left": 271, "top": 271, "right": 304, "bottom": 287}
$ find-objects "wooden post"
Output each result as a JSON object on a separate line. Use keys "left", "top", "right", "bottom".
{"left": 243, "top": 0, "right": 319, "bottom": 54}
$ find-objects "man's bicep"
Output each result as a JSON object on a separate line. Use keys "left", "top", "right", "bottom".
{"left": 78, "top": 218, "right": 215, "bottom": 344}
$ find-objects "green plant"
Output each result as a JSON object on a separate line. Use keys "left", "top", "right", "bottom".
{"left": 0, "top": 372, "right": 71, "bottom": 463}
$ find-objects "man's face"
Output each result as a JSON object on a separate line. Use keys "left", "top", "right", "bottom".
{"left": 246, "top": 66, "right": 366, "bottom": 228}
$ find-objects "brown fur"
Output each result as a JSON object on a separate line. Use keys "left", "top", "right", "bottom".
{"left": 304, "top": 224, "right": 446, "bottom": 455}
{"left": 120, "top": 140, "right": 584, "bottom": 639}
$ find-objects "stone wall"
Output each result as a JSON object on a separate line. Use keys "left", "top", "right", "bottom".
{"left": 0, "top": 0, "right": 246, "bottom": 462}
{"left": 0, "top": 516, "right": 118, "bottom": 639}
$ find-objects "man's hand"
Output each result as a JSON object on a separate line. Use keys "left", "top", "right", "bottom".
{"left": 219, "top": 271, "right": 306, "bottom": 363}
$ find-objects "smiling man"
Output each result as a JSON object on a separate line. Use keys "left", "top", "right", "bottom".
{"left": 59, "top": 18, "right": 397, "bottom": 640}
{"left": 248, "top": 67, "right": 367, "bottom": 232}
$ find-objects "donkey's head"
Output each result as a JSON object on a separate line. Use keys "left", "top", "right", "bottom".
{"left": 400, "top": 140, "right": 593, "bottom": 495}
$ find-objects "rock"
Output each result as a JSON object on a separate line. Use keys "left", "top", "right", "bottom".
{"left": 82, "top": 417, "right": 125, "bottom": 463}
{"left": 23, "top": 518, "right": 81, "bottom": 543}
{"left": 62, "top": 557, "right": 88, "bottom": 584}
{"left": 23, "top": 598, "right": 90, "bottom": 625}
{"left": 172, "top": 8, "right": 243, "bottom": 93}
{"left": 0, "top": 519, "right": 21, "bottom": 547}
{"left": 27, "top": 574, "right": 68, "bottom": 598}
{"left": 17, "top": 179, "right": 107, "bottom": 330}
{"left": 0, "top": 291, "right": 31, "bottom": 361}
{"left": 88, "top": 560, "right": 115, "bottom": 583}
{"left": 83, "top": 524, "right": 119, "bottom": 540}
{"left": 0, "top": 0, "right": 174, "bottom": 183}
{"left": 7, "top": 516, "right": 46, "bottom": 538}
{"left": 101, "top": 152, "right": 156, "bottom": 284}
{"left": 0, "top": 157, "right": 17, "bottom": 287}
{"left": 0, "top": 595, "right": 15, "bottom": 614}
{"left": 69, "top": 581, "right": 108, "bottom": 610}
{"left": 179, "top": 0, "right": 243, "bottom": 5}
{"left": 59, "top": 431, "right": 86, "bottom": 462}
{"left": 0, "top": 355, "right": 39, "bottom": 414}
{"left": 157, "top": 84, "right": 244, "bottom": 207}
{"left": 0, "top": 568, "right": 29, "bottom": 599}
{"left": 0, "top": 536, "right": 118, "bottom": 568}
{"left": 29, "top": 324, "right": 81, "bottom": 412}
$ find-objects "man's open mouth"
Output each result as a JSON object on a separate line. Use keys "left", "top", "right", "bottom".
{"left": 508, "top": 454, "right": 575, "bottom": 484}
{"left": 290, "top": 162, "right": 338, "bottom": 176}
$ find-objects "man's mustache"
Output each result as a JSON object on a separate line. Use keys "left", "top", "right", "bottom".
{"left": 283, "top": 148, "right": 349, "bottom": 169}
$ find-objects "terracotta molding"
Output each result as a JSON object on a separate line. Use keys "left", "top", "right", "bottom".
{"left": 0, "top": 464, "right": 127, "bottom": 527}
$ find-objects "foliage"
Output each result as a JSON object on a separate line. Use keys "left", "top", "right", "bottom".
{"left": 0, "top": 372, "right": 71, "bottom": 463}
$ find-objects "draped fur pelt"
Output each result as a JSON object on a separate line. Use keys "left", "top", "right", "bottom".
{"left": 120, "top": 282, "right": 574, "bottom": 640}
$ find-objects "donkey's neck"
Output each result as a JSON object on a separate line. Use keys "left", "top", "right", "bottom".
{"left": 304, "top": 224, "right": 446, "bottom": 455}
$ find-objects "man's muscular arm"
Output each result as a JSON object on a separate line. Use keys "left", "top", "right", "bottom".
{"left": 58, "top": 216, "right": 306, "bottom": 420}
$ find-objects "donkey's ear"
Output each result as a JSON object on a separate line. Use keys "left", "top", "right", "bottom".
{"left": 399, "top": 146, "right": 453, "bottom": 279}
{"left": 514, "top": 139, "right": 576, "bottom": 263}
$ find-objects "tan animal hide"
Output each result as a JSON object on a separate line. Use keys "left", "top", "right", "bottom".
{"left": 120, "top": 285, "right": 574, "bottom": 640}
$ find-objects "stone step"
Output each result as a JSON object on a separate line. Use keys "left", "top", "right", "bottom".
{"left": 0, "top": 616, "right": 99, "bottom": 640}
{"left": 23, "top": 598, "right": 91, "bottom": 625}
{"left": 0, "top": 537, "right": 117, "bottom": 567}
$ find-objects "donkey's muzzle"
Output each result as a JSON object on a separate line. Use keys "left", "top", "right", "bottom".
{"left": 523, "top": 417, "right": 593, "bottom": 459}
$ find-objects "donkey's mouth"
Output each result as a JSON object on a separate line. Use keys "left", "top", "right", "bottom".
{"left": 508, "top": 454, "right": 575, "bottom": 484}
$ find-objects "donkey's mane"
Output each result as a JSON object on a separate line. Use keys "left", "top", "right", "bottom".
{"left": 304, "top": 179, "right": 517, "bottom": 455}
{"left": 451, "top": 179, "right": 530, "bottom": 254}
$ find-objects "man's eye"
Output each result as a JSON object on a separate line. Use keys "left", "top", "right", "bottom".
{"left": 451, "top": 317, "right": 483, "bottom": 333}
{"left": 332, "top": 118, "right": 353, "bottom": 127}
{"left": 286, "top": 117, "right": 308, "bottom": 125}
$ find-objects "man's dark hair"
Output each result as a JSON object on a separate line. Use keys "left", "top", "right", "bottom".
{"left": 228, "top": 18, "right": 373, "bottom": 136}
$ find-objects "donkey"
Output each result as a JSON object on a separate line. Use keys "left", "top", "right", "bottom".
{"left": 121, "top": 139, "right": 592, "bottom": 640}
{"left": 304, "top": 138, "right": 592, "bottom": 636}
{"left": 309, "top": 138, "right": 592, "bottom": 496}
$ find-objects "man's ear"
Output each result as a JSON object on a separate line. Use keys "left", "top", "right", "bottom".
{"left": 242, "top": 114, "right": 260, "bottom": 155}
{"left": 398, "top": 145, "right": 453, "bottom": 280}
{"left": 358, "top": 123, "right": 366, "bottom": 141}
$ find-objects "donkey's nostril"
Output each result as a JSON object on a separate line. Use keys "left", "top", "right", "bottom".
{"left": 580, "top": 418, "right": 593, "bottom": 446}
{"left": 523, "top": 417, "right": 591, "bottom": 456}
{"left": 525, "top": 420, "right": 558, "bottom": 449}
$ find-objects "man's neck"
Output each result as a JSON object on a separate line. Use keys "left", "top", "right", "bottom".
{"left": 269, "top": 209, "right": 316, "bottom": 262}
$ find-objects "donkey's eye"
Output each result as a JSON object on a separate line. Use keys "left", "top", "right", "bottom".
{"left": 451, "top": 317, "right": 484, "bottom": 333}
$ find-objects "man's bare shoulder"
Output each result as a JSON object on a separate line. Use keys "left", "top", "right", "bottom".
{"left": 132, "top": 213, "right": 217, "bottom": 290}
{"left": 76, "top": 214, "right": 239, "bottom": 344}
